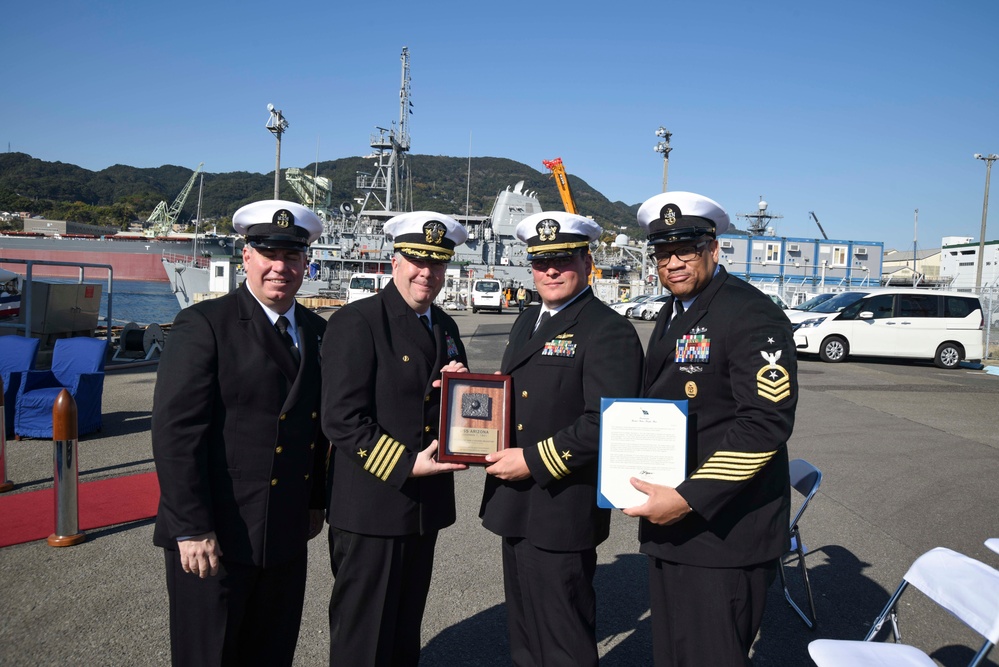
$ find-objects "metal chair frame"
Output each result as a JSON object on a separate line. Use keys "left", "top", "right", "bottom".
{"left": 779, "top": 458, "right": 823, "bottom": 629}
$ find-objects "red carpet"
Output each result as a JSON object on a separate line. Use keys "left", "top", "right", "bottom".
{"left": 0, "top": 472, "right": 159, "bottom": 547}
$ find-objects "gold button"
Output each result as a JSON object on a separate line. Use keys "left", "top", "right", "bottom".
{"left": 275, "top": 446, "right": 283, "bottom": 454}
{"left": 517, "top": 424, "right": 524, "bottom": 431}
{"left": 304, "top": 473, "right": 310, "bottom": 481}
{"left": 521, "top": 391, "right": 528, "bottom": 398}
{"left": 280, "top": 413, "right": 287, "bottom": 421}
{"left": 270, "top": 478, "right": 278, "bottom": 486}
{"left": 312, "top": 411, "right": 318, "bottom": 419}
{"left": 310, "top": 442, "right": 315, "bottom": 450}
{"left": 424, "top": 425, "right": 431, "bottom": 432}
{"left": 425, "top": 394, "right": 430, "bottom": 402}
{"left": 403, "top": 355, "right": 410, "bottom": 362}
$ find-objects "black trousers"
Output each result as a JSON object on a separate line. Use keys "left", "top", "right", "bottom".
{"left": 501, "top": 536, "right": 599, "bottom": 667}
{"left": 163, "top": 549, "right": 307, "bottom": 667}
{"left": 648, "top": 557, "right": 777, "bottom": 667}
{"left": 328, "top": 527, "right": 438, "bottom": 667}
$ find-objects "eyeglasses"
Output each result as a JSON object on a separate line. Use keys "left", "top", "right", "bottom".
{"left": 650, "top": 241, "right": 711, "bottom": 266}
{"left": 530, "top": 255, "right": 577, "bottom": 271}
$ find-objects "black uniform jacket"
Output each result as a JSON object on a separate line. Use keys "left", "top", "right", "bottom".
{"left": 642, "top": 267, "right": 795, "bottom": 568}
{"left": 322, "top": 280, "right": 467, "bottom": 537}
{"left": 152, "top": 284, "right": 328, "bottom": 567}
{"left": 480, "top": 288, "right": 645, "bottom": 552}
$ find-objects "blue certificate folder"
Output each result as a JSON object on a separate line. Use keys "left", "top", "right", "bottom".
{"left": 597, "top": 398, "right": 688, "bottom": 509}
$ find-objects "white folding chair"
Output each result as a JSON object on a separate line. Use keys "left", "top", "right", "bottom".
{"left": 779, "top": 458, "right": 822, "bottom": 629}
{"left": 809, "top": 546, "right": 999, "bottom": 667}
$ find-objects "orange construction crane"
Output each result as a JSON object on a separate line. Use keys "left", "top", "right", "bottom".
{"left": 542, "top": 157, "right": 578, "bottom": 214}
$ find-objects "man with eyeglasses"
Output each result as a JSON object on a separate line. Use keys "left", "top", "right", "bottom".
{"left": 479, "top": 211, "right": 644, "bottom": 666}
{"left": 321, "top": 211, "right": 470, "bottom": 666}
{"left": 623, "top": 192, "right": 796, "bottom": 667}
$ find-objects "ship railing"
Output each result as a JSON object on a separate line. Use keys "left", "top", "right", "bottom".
{"left": 161, "top": 251, "right": 212, "bottom": 269}
{"left": 0, "top": 257, "right": 114, "bottom": 338}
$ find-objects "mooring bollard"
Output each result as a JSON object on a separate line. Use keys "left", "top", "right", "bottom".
{"left": 49, "top": 389, "right": 85, "bottom": 547}
{"left": 0, "top": 376, "right": 13, "bottom": 493}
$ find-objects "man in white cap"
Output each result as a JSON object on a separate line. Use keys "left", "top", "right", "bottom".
{"left": 479, "top": 211, "right": 644, "bottom": 667}
{"left": 624, "top": 192, "right": 796, "bottom": 666}
{"left": 153, "top": 199, "right": 328, "bottom": 666}
{"left": 321, "top": 211, "right": 470, "bottom": 666}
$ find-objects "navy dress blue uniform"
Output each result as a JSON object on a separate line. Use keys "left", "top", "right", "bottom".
{"left": 480, "top": 212, "right": 645, "bottom": 667}
{"left": 322, "top": 211, "right": 469, "bottom": 667}
{"left": 637, "top": 192, "right": 795, "bottom": 667}
{"left": 153, "top": 199, "right": 327, "bottom": 667}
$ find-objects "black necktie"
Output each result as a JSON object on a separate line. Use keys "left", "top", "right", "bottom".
{"left": 419, "top": 314, "right": 435, "bottom": 340}
{"left": 531, "top": 311, "right": 551, "bottom": 338}
{"left": 275, "top": 316, "right": 301, "bottom": 365}
{"left": 674, "top": 299, "right": 685, "bottom": 319}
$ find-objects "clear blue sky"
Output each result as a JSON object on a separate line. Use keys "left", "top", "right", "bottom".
{"left": 8, "top": 0, "right": 998, "bottom": 251}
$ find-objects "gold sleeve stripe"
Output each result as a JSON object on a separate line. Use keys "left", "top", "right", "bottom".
{"left": 365, "top": 434, "right": 405, "bottom": 481}
{"left": 538, "top": 437, "right": 570, "bottom": 480}
{"left": 689, "top": 449, "right": 778, "bottom": 482}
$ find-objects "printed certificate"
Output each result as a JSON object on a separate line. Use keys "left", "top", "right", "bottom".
{"left": 597, "top": 398, "right": 688, "bottom": 509}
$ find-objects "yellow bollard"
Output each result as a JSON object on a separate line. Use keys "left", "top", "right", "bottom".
{"left": 0, "top": 376, "right": 12, "bottom": 493}
{"left": 48, "top": 389, "right": 85, "bottom": 547}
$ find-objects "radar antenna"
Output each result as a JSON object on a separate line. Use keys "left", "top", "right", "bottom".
{"left": 738, "top": 196, "right": 783, "bottom": 235}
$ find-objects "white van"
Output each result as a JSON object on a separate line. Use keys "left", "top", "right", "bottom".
{"left": 470, "top": 279, "right": 504, "bottom": 314}
{"left": 793, "top": 289, "right": 984, "bottom": 368}
{"left": 346, "top": 272, "right": 393, "bottom": 304}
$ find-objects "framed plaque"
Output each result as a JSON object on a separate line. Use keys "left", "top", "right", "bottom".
{"left": 438, "top": 372, "right": 512, "bottom": 464}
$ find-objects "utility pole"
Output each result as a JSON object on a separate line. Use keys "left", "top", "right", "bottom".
{"left": 654, "top": 126, "right": 672, "bottom": 192}
{"left": 267, "top": 104, "right": 289, "bottom": 200}
{"left": 974, "top": 153, "right": 997, "bottom": 290}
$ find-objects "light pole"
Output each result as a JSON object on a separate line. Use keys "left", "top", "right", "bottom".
{"left": 974, "top": 153, "right": 997, "bottom": 289}
{"left": 267, "top": 104, "right": 289, "bottom": 199}
{"left": 654, "top": 126, "right": 672, "bottom": 192}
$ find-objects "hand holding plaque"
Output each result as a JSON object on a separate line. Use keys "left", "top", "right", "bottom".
{"left": 438, "top": 372, "right": 511, "bottom": 464}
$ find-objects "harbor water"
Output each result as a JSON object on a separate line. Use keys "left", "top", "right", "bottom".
{"left": 105, "top": 280, "right": 181, "bottom": 326}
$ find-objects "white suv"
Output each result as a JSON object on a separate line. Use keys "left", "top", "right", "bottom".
{"left": 793, "top": 289, "right": 984, "bottom": 368}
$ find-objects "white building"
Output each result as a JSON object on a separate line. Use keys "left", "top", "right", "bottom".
{"left": 939, "top": 238, "right": 999, "bottom": 290}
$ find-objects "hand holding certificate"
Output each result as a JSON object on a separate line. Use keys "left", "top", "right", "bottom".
{"left": 597, "top": 398, "right": 688, "bottom": 509}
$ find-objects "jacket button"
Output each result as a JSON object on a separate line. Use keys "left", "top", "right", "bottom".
{"left": 312, "top": 411, "right": 318, "bottom": 419}
{"left": 270, "top": 478, "right": 278, "bottom": 486}
{"left": 310, "top": 442, "right": 315, "bottom": 450}
{"left": 403, "top": 355, "right": 410, "bottom": 362}
{"left": 304, "top": 473, "right": 310, "bottom": 481}
{"left": 280, "top": 413, "right": 287, "bottom": 421}
{"left": 425, "top": 394, "right": 430, "bottom": 402}
{"left": 275, "top": 446, "right": 283, "bottom": 454}
{"left": 424, "top": 425, "right": 431, "bottom": 432}
{"left": 521, "top": 391, "right": 528, "bottom": 398}
{"left": 517, "top": 423, "right": 524, "bottom": 431}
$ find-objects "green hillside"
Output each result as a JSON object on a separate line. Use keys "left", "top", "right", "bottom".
{"left": 0, "top": 152, "right": 642, "bottom": 237}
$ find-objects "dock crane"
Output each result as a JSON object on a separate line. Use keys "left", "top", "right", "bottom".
{"left": 542, "top": 157, "right": 578, "bottom": 214}
{"left": 809, "top": 211, "right": 829, "bottom": 240}
{"left": 147, "top": 162, "right": 204, "bottom": 237}
{"left": 286, "top": 167, "right": 334, "bottom": 223}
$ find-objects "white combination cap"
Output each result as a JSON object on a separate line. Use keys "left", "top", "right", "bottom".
{"left": 233, "top": 199, "right": 323, "bottom": 249}
{"left": 515, "top": 211, "right": 602, "bottom": 259}
{"left": 637, "top": 192, "right": 730, "bottom": 246}
{"left": 384, "top": 211, "right": 468, "bottom": 261}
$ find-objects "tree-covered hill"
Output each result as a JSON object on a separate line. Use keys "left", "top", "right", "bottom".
{"left": 0, "top": 152, "right": 643, "bottom": 236}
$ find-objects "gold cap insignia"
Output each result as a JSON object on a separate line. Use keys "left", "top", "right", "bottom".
{"left": 273, "top": 209, "right": 294, "bottom": 228}
{"left": 424, "top": 220, "right": 446, "bottom": 245}
{"left": 660, "top": 204, "right": 681, "bottom": 227}
{"left": 537, "top": 218, "right": 560, "bottom": 242}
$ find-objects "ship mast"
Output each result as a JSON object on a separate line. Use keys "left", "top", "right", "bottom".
{"left": 356, "top": 47, "right": 412, "bottom": 213}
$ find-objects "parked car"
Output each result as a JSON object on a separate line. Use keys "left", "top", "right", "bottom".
{"left": 784, "top": 293, "right": 837, "bottom": 317}
{"left": 786, "top": 291, "right": 872, "bottom": 327}
{"left": 606, "top": 294, "right": 653, "bottom": 317}
{"left": 631, "top": 294, "right": 671, "bottom": 320}
{"left": 793, "top": 289, "right": 984, "bottom": 368}
{"left": 470, "top": 279, "right": 504, "bottom": 314}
